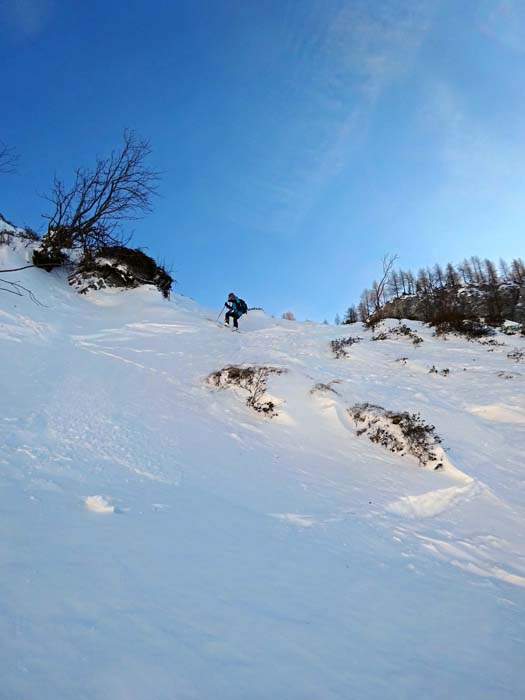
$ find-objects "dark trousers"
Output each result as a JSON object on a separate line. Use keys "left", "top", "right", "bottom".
{"left": 225, "top": 310, "right": 239, "bottom": 328}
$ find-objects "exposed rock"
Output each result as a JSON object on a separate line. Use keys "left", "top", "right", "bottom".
{"left": 378, "top": 284, "right": 525, "bottom": 324}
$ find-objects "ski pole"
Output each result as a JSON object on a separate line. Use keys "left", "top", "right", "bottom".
{"left": 216, "top": 305, "right": 225, "bottom": 322}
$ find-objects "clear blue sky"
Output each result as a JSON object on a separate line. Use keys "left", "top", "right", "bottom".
{"left": 1, "top": 0, "right": 524, "bottom": 321}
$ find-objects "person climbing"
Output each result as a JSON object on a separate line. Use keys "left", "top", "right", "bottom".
{"left": 224, "top": 292, "right": 247, "bottom": 330}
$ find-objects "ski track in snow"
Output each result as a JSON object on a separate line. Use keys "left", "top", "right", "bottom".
{"left": 2, "top": 241, "right": 525, "bottom": 699}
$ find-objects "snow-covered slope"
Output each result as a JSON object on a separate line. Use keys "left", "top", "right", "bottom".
{"left": 2, "top": 241, "right": 525, "bottom": 699}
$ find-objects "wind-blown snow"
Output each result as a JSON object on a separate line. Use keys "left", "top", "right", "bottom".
{"left": 1, "top": 241, "right": 525, "bottom": 699}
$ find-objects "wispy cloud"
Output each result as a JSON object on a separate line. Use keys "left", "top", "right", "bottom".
{"left": 1, "top": 0, "right": 55, "bottom": 40}
{"left": 419, "top": 80, "right": 525, "bottom": 201}
{"left": 478, "top": 0, "right": 525, "bottom": 54}
{"left": 230, "top": 1, "right": 438, "bottom": 236}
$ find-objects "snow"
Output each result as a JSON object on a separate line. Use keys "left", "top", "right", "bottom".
{"left": 467, "top": 403, "right": 525, "bottom": 425}
{"left": 0, "top": 215, "right": 23, "bottom": 235}
{"left": 1, "top": 241, "right": 525, "bottom": 698}
{"left": 386, "top": 480, "right": 481, "bottom": 520}
{"left": 84, "top": 495, "right": 115, "bottom": 513}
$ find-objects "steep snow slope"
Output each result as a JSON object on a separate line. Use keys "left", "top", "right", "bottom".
{"left": 1, "top": 242, "right": 525, "bottom": 699}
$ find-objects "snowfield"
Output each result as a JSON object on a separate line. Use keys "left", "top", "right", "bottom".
{"left": 1, "top": 240, "right": 525, "bottom": 699}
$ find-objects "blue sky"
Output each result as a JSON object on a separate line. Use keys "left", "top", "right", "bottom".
{"left": 1, "top": 0, "right": 524, "bottom": 321}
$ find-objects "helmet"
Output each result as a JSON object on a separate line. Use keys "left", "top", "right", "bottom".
{"left": 228, "top": 292, "right": 235, "bottom": 299}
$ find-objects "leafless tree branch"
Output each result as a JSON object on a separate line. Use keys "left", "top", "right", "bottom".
{"left": 40, "top": 130, "right": 160, "bottom": 259}
{"left": 0, "top": 277, "right": 45, "bottom": 305}
{"left": 0, "top": 142, "right": 19, "bottom": 174}
{"left": 0, "top": 261, "right": 74, "bottom": 273}
{"left": 373, "top": 253, "right": 399, "bottom": 312}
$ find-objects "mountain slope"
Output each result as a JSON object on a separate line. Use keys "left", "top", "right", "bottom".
{"left": 1, "top": 241, "right": 525, "bottom": 699}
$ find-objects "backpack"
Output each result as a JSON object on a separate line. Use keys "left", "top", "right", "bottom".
{"left": 238, "top": 298, "right": 248, "bottom": 315}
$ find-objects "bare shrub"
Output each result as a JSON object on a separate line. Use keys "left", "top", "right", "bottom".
{"left": 392, "top": 324, "right": 413, "bottom": 336}
{"left": 371, "top": 331, "right": 388, "bottom": 341}
{"left": 207, "top": 365, "right": 285, "bottom": 416}
{"left": 497, "top": 371, "right": 517, "bottom": 380}
{"left": 282, "top": 311, "right": 296, "bottom": 321}
{"left": 429, "top": 366, "right": 450, "bottom": 376}
{"left": 473, "top": 338, "right": 505, "bottom": 347}
{"left": 330, "top": 336, "right": 362, "bottom": 358}
{"left": 349, "top": 403, "right": 443, "bottom": 469}
{"left": 507, "top": 349, "right": 525, "bottom": 363}
{"left": 433, "top": 318, "right": 495, "bottom": 339}
{"left": 372, "top": 325, "right": 423, "bottom": 345}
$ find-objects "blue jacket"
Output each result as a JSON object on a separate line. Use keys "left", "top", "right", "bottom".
{"left": 225, "top": 296, "right": 243, "bottom": 318}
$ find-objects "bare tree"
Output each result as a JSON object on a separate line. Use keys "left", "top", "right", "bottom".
{"left": 372, "top": 253, "right": 398, "bottom": 312}
{"left": 37, "top": 130, "right": 160, "bottom": 266}
{"left": 433, "top": 263, "right": 445, "bottom": 288}
{"left": 398, "top": 269, "right": 408, "bottom": 295}
{"left": 406, "top": 271, "right": 416, "bottom": 294}
{"left": 499, "top": 258, "right": 511, "bottom": 282}
{"left": 510, "top": 258, "right": 525, "bottom": 284}
{"left": 484, "top": 258, "right": 499, "bottom": 287}
{"left": 343, "top": 306, "right": 358, "bottom": 324}
{"left": 388, "top": 271, "right": 401, "bottom": 299}
{"left": 0, "top": 141, "right": 19, "bottom": 174}
{"left": 416, "top": 268, "right": 430, "bottom": 294}
{"left": 282, "top": 311, "right": 296, "bottom": 321}
{"left": 470, "top": 256, "right": 486, "bottom": 285}
{"left": 445, "top": 262, "right": 460, "bottom": 288}
{"left": 458, "top": 259, "right": 474, "bottom": 285}
{"left": 358, "top": 289, "right": 372, "bottom": 321}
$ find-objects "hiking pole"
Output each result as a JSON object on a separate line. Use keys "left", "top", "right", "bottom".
{"left": 216, "top": 305, "right": 226, "bottom": 322}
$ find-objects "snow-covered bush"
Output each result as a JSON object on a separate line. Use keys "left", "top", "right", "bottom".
{"left": 330, "top": 336, "right": 361, "bottom": 358}
{"left": 372, "top": 325, "right": 423, "bottom": 345}
{"left": 500, "top": 323, "right": 523, "bottom": 336}
{"left": 68, "top": 246, "right": 172, "bottom": 298}
{"left": 507, "top": 349, "right": 525, "bottom": 363}
{"left": 0, "top": 216, "right": 39, "bottom": 247}
{"left": 501, "top": 323, "right": 525, "bottom": 337}
{"left": 477, "top": 338, "right": 505, "bottom": 346}
{"left": 349, "top": 403, "right": 443, "bottom": 469}
{"left": 207, "top": 365, "right": 285, "bottom": 416}
{"left": 433, "top": 318, "right": 495, "bottom": 339}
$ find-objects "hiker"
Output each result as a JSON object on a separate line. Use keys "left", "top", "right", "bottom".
{"left": 224, "top": 293, "right": 247, "bottom": 329}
